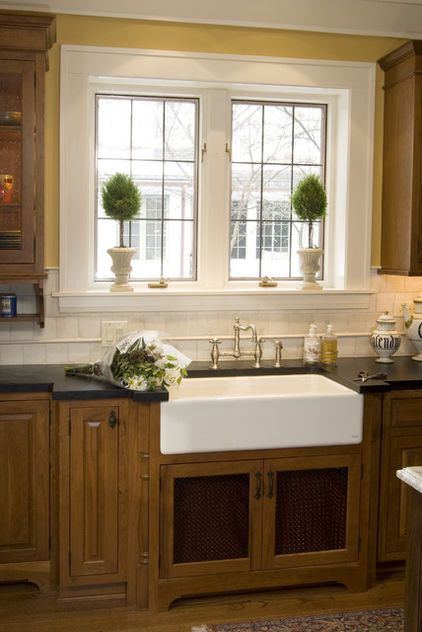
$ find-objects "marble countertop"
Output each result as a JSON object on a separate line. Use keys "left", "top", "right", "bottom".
{"left": 397, "top": 467, "right": 422, "bottom": 494}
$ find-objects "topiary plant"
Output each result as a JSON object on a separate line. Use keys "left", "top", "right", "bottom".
{"left": 291, "top": 174, "right": 327, "bottom": 248}
{"left": 101, "top": 173, "right": 142, "bottom": 247}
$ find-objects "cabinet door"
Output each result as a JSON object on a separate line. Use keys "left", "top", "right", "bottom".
{"left": 0, "top": 399, "right": 49, "bottom": 563}
{"left": 379, "top": 434, "right": 422, "bottom": 561}
{"left": 0, "top": 60, "right": 35, "bottom": 263}
{"left": 65, "top": 403, "right": 127, "bottom": 584}
{"left": 262, "top": 454, "right": 361, "bottom": 569}
{"left": 160, "top": 460, "right": 263, "bottom": 578}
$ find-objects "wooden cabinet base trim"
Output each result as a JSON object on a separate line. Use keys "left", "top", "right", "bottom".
{"left": 155, "top": 563, "right": 368, "bottom": 611}
{"left": 0, "top": 560, "right": 50, "bottom": 593}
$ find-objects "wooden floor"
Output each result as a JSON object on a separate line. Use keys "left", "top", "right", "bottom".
{"left": 0, "top": 570, "right": 405, "bottom": 632}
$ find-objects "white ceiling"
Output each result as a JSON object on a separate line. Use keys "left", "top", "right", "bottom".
{"left": 1, "top": 0, "right": 422, "bottom": 39}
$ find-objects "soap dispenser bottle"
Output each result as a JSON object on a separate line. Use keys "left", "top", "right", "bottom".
{"left": 320, "top": 324, "right": 338, "bottom": 365}
{"left": 303, "top": 323, "right": 320, "bottom": 364}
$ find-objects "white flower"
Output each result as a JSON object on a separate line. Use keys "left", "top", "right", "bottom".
{"left": 124, "top": 375, "right": 148, "bottom": 391}
{"left": 154, "top": 356, "right": 167, "bottom": 369}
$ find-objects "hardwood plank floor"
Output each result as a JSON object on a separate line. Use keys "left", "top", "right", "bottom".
{"left": 0, "top": 570, "right": 404, "bottom": 632}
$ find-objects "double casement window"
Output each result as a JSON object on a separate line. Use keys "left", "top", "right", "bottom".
{"left": 59, "top": 47, "right": 374, "bottom": 306}
{"left": 95, "top": 93, "right": 326, "bottom": 283}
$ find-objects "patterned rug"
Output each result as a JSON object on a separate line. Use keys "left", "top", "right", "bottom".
{"left": 195, "top": 607, "right": 404, "bottom": 631}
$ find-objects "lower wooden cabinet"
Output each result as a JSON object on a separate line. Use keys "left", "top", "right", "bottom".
{"left": 0, "top": 397, "right": 49, "bottom": 564}
{"left": 379, "top": 391, "right": 422, "bottom": 561}
{"left": 57, "top": 400, "right": 128, "bottom": 593}
{"left": 160, "top": 453, "right": 361, "bottom": 579}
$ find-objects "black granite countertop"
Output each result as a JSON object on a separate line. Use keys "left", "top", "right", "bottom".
{"left": 0, "top": 365, "right": 169, "bottom": 401}
{"left": 0, "top": 356, "right": 422, "bottom": 399}
{"left": 186, "top": 355, "right": 422, "bottom": 393}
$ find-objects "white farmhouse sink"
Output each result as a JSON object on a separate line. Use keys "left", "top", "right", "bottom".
{"left": 160, "top": 374, "right": 363, "bottom": 454}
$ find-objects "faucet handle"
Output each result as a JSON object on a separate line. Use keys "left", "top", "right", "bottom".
{"left": 274, "top": 339, "right": 283, "bottom": 368}
{"left": 209, "top": 337, "right": 222, "bottom": 370}
{"left": 253, "top": 337, "right": 265, "bottom": 368}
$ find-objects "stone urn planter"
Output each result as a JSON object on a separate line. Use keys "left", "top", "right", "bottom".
{"left": 107, "top": 247, "right": 137, "bottom": 292}
{"left": 297, "top": 248, "right": 323, "bottom": 290}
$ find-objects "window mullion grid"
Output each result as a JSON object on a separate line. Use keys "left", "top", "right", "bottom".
{"left": 258, "top": 104, "right": 265, "bottom": 279}
{"left": 160, "top": 100, "right": 166, "bottom": 278}
{"left": 289, "top": 105, "right": 296, "bottom": 278}
{"left": 129, "top": 98, "right": 134, "bottom": 251}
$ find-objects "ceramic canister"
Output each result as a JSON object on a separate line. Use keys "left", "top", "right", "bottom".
{"left": 370, "top": 312, "right": 401, "bottom": 363}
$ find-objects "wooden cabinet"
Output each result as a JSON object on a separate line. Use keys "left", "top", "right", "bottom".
{"left": 0, "top": 397, "right": 49, "bottom": 563}
{"left": 378, "top": 41, "right": 422, "bottom": 275}
{"left": 160, "top": 453, "right": 361, "bottom": 582}
{"left": 0, "top": 12, "right": 55, "bottom": 325}
{"left": 57, "top": 400, "right": 128, "bottom": 595}
{"left": 379, "top": 390, "right": 422, "bottom": 561}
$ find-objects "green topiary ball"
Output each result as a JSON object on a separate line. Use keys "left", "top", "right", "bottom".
{"left": 291, "top": 174, "right": 327, "bottom": 223}
{"left": 101, "top": 172, "right": 141, "bottom": 223}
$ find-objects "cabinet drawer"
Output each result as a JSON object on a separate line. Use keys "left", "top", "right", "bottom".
{"left": 391, "top": 398, "right": 422, "bottom": 428}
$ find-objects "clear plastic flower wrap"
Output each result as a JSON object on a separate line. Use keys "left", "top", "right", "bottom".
{"left": 65, "top": 330, "right": 191, "bottom": 391}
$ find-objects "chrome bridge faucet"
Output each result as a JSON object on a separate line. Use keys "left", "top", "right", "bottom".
{"left": 209, "top": 317, "right": 265, "bottom": 369}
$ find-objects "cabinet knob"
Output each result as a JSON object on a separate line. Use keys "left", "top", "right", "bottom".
{"left": 108, "top": 410, "right": 118, "bottom": 429}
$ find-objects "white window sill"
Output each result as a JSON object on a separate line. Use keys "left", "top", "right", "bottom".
{"left": 54, "top": 287, "right": 375, "bottom": 313}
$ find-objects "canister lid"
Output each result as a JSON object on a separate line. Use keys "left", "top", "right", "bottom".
{"left": 376, "top": 311, "right": 396, "bottom": 324}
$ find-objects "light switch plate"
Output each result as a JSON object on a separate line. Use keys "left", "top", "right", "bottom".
{"left": 101, "top": 320, "right": 128, "bottom": 347}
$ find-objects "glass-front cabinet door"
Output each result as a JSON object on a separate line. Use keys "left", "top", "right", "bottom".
{"left": 0, "top": 60, "right": 35, "bottom": 263}
{"left": 160, "top": 460, "right": 263, "bottom": 578}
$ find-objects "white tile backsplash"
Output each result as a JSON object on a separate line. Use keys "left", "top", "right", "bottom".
{"left": 1, "top": 268, "right": 422, "bottom": 365}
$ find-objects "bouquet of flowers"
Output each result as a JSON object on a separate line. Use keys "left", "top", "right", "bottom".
{"left": 65, "top": 331, "right": 190, "bottom": 392}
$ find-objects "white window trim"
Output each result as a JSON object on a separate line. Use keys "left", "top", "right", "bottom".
{"left": 59, "top": 45, "right": 376, "bottom": 312}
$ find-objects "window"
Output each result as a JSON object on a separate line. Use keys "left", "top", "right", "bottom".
{"left": 95, "top": 95, "right": 198, "bottom": 280}
{"left": 59, "top": 47, "right": 374, "bottom": 310}
{"left": 230, "top": 101, "right": 326, "bottom": 279}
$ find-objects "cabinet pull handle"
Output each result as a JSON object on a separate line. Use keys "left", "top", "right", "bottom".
{"left": 108, "top": 411, "right": 118, "bottom": 429}
{"left": 87, "top": 421, "right": 101, "bottom": 428}
{"left": 267, "top": 471, "right": 274, "bottom": 499}
{"left": 254, "top": 472, "right": 262, "bottom": 499}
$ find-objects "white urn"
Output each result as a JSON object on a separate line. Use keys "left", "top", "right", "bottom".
{"left": 402, "top": 296, "right": 422, "bottom": 361}
{"left": 297, "top": 248, "right": 323, "bottom": 290}
{"left": 107, "top": 246, "right": 136, "bottom": 292}
{"left": 370, "top": 312, "right": 401, "bottom": 363}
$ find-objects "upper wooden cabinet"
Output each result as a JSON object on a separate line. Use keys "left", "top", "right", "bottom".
{"left": 378, "top": 41, "right": 422, "bottom": 275}
{"left": 0, "top": 12, "right": 55, "bottom": 277}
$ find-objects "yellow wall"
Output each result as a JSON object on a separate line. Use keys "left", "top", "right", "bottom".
{"left": 44, "top": 14, "right": 405, "bottom": 267}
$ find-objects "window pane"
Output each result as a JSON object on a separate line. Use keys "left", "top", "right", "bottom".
{"left": 164, "top": 161, "right": 195, "bottom": 219}
{"left": 263, "top": 105, "right": 293, "bottom": 163}
{"left": 232, "top": 103, "right": 262, "bottom": 163}
{"left": 229, "top": 221, "right": 260, "bottom": 278}
{"left": 96, "top": 219, "right": 119, "bottom": 279}
{"left": 162, "top": 220, "right": 194, "bottom": 279}
{"left": 132, "top": 99, "right": 163, "bottom": 160}
{"left": 293, "top": 107, "right": 324, "bottom": 165}
{"left": 97, "top": 98, "right": 131, "bottom": 160}
{"left": 231, "top": 100, "right": 326, "bottom": 280}
{"left": 231, "top": 163, "right": 261, "bottom": 221}
{"left": 165, "top": 100, "right": 196, "bottom": 161}
{"left": 96, "top": 95, "right": 198, "bottom": 281}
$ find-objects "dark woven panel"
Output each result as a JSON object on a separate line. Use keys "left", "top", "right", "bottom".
{"left": 275, "top": 467, "right": 348, "bottom": 555}
{"left": 173, "top": 474, "right": 250, "bottom": 564}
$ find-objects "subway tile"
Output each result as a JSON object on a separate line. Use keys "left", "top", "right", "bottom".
{"left": 68, "top": 342, "right": 91, "bottom": 363}
{"left": 23, "top": 343, "right": 47, "bottom": 365}
{"left": 78, "top": 316, "right": 101, "bottom": 339}
{"left": 0, "top": 344, "right": 23, "bottom": 364}
{"left": 56, "top": 317, "right": 79, "bottom": 339}
{"left": 46, "top": 342, "right": 68, "bottom": 364}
